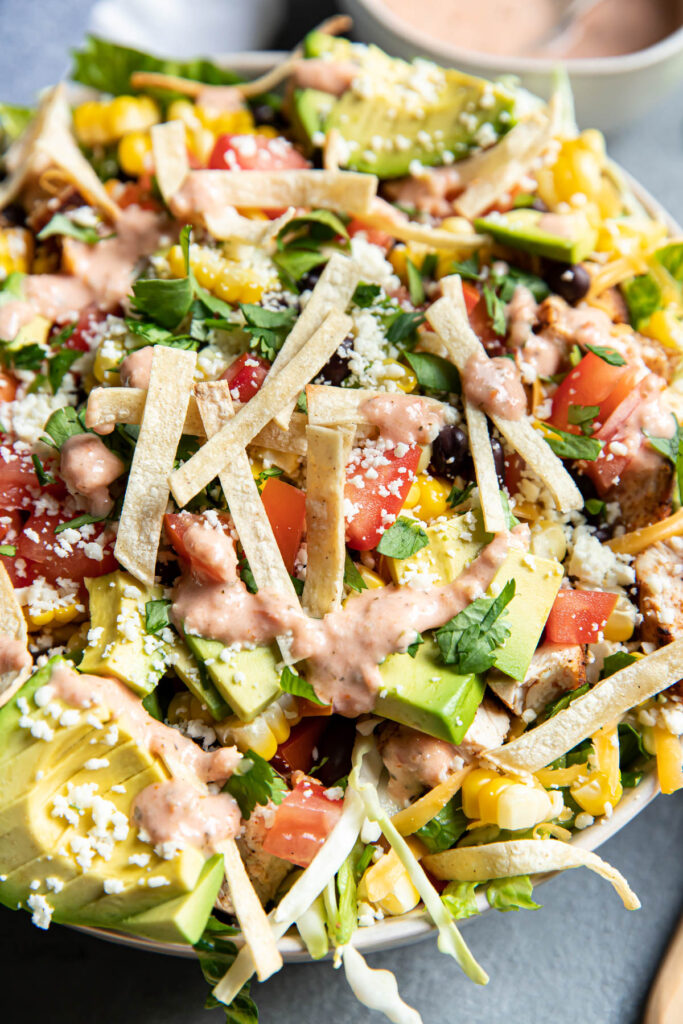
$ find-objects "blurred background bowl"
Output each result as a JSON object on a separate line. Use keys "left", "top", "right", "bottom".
{"left": 340, "top": 0, "right": 683, "bottom": 132}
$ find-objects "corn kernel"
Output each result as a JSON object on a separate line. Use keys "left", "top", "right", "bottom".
{"left": 462, "top": 767, "right": 559, "bottom": 831}
{"left": 375, "top": 359, "right": 418, "bottom": 393}
{"left": 73, "top": 101, "right": 112, "bottom": 146}
{"left": 653, "top": 724, "right": 683, "bottom": 795}
{"left": 93, "top": 334, "right": 128, "bottom": 385}
{"left": 570, "top": 725, "right": 622, "bottom": 816}
{"left": 603, "top": 595, "right": 636, "bottom": 642}
{"left": 0, "top": 227, "right": 33, "bottom": 275}
{"left": 357, "top": 565, "right": 386, "bottom": 589}
{"left": 25, "top": 608, "right": 54, "bottom": 630}
{"left": 359, "top": 846, "right": 421, "bottom": 915}
{"left": 167, "top": 99, "right": 202, "bottom": 128}
{"left": 167, "top": 242, "right": 277, "bottom": 304}
{"left": 403, "top": 480, "right": 421, "bottom": 510}
{"left": 117, "top": 130, "right": 153, "bottom": 177}
{"left": 73, "top": 96, "right": 160, "bottom": 147}
{"left": 52, "top": 603, "right": 79, "bottom": 625}
{"left": 167, "top": 692, "right": 193, "bottom": 725}
{"left": 413, "top": 474, "right": 451, "bottom": 521}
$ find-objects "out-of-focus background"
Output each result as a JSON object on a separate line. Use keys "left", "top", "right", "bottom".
{"left": 0, "top": 1, "right": 682, "bottom": 1022}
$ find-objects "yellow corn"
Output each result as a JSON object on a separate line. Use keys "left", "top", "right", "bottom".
{"left": 196, "top": 106, "right": 255, "bottom": 136}
{"left": 640, "top": 309, "right": 683, "bottom": 350}
{"left": 358, "top": 844, "right": 421, "bottom": 916}
{"left": 570, "top": 724, "right": 622, "bottom": 816}
{"left": 375, "top": 359, "right": 418, "bottom": 393}
{"left": 217, "top": 695, "right": 299, "bottom": 760}
{"left": 117, "top": 130, "right": 153, "bottom": 177}
{"left": 356, "top": 565, "right": 386, "bottom": 590}
{"left": 402, "top": 480, "right": 421, "bottom": 510}
{"left": 167, "top": 691, "right": 193, "bottom": 725}
{"left": 93, "top": 334, "right": 129, "bottom": 385}
{"left": 167, "top": 243, "right": 277, "bottom": 304}
{"left": 462, "top": 767, "right": 561, "bottom": 831}
{"left": 602, "top": 595, "right": 636, "bottom": 643}
{"left": 412, "top": 474, "right": 451, "bottom": 521}
{"left": 73, "top": 95, "right": 160, "bottom": 147}
{"left": 653, "top": 723, "right": 683, "bottom": 795}
{"left": 25, "top": 601, "right": 80, "bottom": 631}
{"left": 536, "top": 131, "right": 621, "bottom": 222}
{"left": 0, "top": 227, "right": 33, "bottom": 276}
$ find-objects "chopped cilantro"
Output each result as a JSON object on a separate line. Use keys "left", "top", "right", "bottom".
{"left": 48, "top": 348, "right": 82, "bottom": 393}
{"left": 343, "top": 553, "right": 367, "bottom": 594}
{"left": 542, "top": 425, "right": 603, "bottom": 461}
{"left": 406, "top": 257, "right": 425, "bottom": 306}
{"left": 145, "top": 599, "right": 172, "bottom": 635}
{"left": 141, "top": 689, "right": 164, "bottom": 722}
{"left": 447, "top": 481, "right": 475, "bottom": 508}
{"left": 585, "top": 497, "right": 606, "bottom": 517}
{"left": 584, "top": 343, "right": 626, "bottom": 367}
{"left": 279, "top": 664, "right": 327, "bottom": 706}
{"left": 376, "top": 517, "right": 429, "bottom": 559}
{"left": 600, "top": 651, "right": 638, "bottom": 680}
{"left": 223, "top": 749, "right": 287, "bottom": 819}
{"left": 385, "top": 310, "right": 426, "bottom": 346}
{"left": 54, "top": 513, "right": 107, "bottom": 535}
{"left": 239, "top": 303, "right": 298, "bottom": 360}
{"left": 40, "top": 406, "right": 87, "bottom": 449}
{"left": 542, "top": 682, "right": 590, "bottom": 721}
{"left": 406, "top": 633, "right": 424, "bottom": 658}
{"left": 31, "top": 454, "right": 55, "bottom": 486}
{"left": 449, "top": 256, "right": 480, "bottom": 281}
{"left": 435, "top": 578, "right": 515, "bottom": 674}
{"left": 37, "top": 213, "right": 107, "bottom": 245}
{"left": 404, "top": 351, "right": 460, "bottom": 393}
{"left": 352, "top": 282, "right": 382, "bottom": 308}
{"left": 645, "top": 414, "right": 683, "bottom": 501}
{"left": 131, "top": 224, "right": 194, "bottom": 329}
{"left": 254, "top": 466, "right": 283, "bottom": 491}
{"left": 567, "top": 403, "right": 600, "bottom": 436}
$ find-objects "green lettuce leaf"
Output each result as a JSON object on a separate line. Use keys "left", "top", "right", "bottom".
{"left": 486, "top": 875, "right": 541, "bottom": 912}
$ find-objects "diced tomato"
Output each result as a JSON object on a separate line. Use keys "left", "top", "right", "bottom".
{"left": 545, "top": 589, "right": 618, "bottom": 644}
{"left": 0, "top": 508, "right": 22, "bottom": 543}
{"left": 262, "top": 777, "right": 344, "bottom": 868}
{"left": 0, "top": 448, "right": 42, "bottom": 511}
{"left": 462, "top": 281, "right": 481, "bottom": 316}
{"left": 345, "top": 442, "right": 421, "bottom": 551}
{"left": 260, "top": 477, "right": 306, "bottom": 574}
{"left": 164, "top": 511, "right": 234, "bottom": 582}
{"left": 208, "top": 134, "right": 310, "bottom": 172}
{"left": 15, "top": 513, "right": 117, "bottom": 584}
{"left": 297, "top": 695, "right": 334, "bottom": 718}
{"left": 550, "top": 352, "right": 638, "bottom": 435}
{"left": 116, "top": 176, "right": 161, "bottom": 211}
{"left": 275, "top": 718, "right": 328, "bottom": 774}
{"left": 504, "top": 451, "right": 526, "bottom": 498}
{"left": 347, "top": 218, "right": 393, "bottom": 251}
{"left": 465, "top": 285, "right": 500, "bottom": 348}
{"left": 220, "top": 353, "right": 270, "bottom": 403}
{"left": 54, "top": 307, "right": 109, "bottom": 353}
{"left": 0, "top": 371, "right": 18, "bottom": 403}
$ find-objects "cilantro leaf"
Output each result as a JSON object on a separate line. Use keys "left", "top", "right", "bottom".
{"left": 600, "top": 651, "right": 638, "bottom": 680}
{"left": 435, "top": 578, "right": 515, "bottom": 674}
{"left": 255, "top": 465, "right": 283, "bottom": 491}
{"left": 447, "top": 481, "right": 475, "bottom": 508}
{"left": 406, "top": 632, "right": 424, "bottom": 658}
{"left": 486, "top": 875, "right": 541, "bottom": 912}
{"left": 132, "top": 224, "right": 193, "bottom": 329}
{"left": 385, "top": 310, "right": 426, "bottom": 346}
{"left": 277, "top": 209, "right": 348, "bottom": 247}
{"left": 567, "top": 403, "right": 600, "bottom": 436}
{"left": 585, "top": 497, "right": 606, "bottom": 517}
{"left": 645, "top": 414, "right": 683, "bottom": 500}
{"left": 54, "top": 513, "right": 107, "bottom": 535}
{"left": 40, "top": 406, "right": 87, "bottom": 449}
{"left": 415, "top": 798, "right": 468, "bottom": 853}
{"left": 273, "top": 247, "right": 328, "bottom": 288}
{"left": 621, "top": 273, "right": 661, "bottom": 328}
{"left": 492, "top": 265, "right": 549, "bottom": 304}
{"left": 0, "top": 543, "right": 16, "bottom": 556}
{"left": 376, "top": 517, "right": 429, "bottom": 559}
{"left": 542, "top": 681, "right": 590, "bottom": 721}
{"left": 124, "top": 317, "right": 176, "bottom": 345}
{"left": 31, "top": 454, "right": 54, "bottom": 486}
{"left": 48, "top": 348, "right": 82, "bottom": 393}
{"left": 584, "top": 343, "right": 626, "bottom": 367}
{"left": 543, "top": 425, "right": 603, "bottom": 461}
{"left": 404, "top": 351, "right": 460, "bottom": 393}
{"left": 223, "top": 749, "right": 287, "bottom": 819}
{"left": 141, "top": 690, "right": 164, "bottom": 722}
{"left": 239, "top": 303, "right": 297, "bottom": 360}
{"left": 406, "top": 257, "right": 425, "bottom": 306}
{"left": 279, "top": 664, "right": 327, "bottom": 706}
{"left": 421, "top": 252, "right": 438, "bottom": 278}
{"left": 1, "top": 342, "right": 45, "bottom": 372}
{"left": 482, "top": 283, "right": 507, "bottom": 336}
{"left": 352, "top": 282, "right": 381, "bottom": 308}
{"left": 145, "top": 599, "right": 172, "bottom": 635}
{"left": 441, "top": 881, "right": 480, "bottom": 920}
{"left": 449, "top": 257, "right": 480, "bottom": 281}
{"left": 343, "top": 552, "right": 368, "bottom": 594}
{"left": 37, "top": 213, "right": 105, "bottom": 245}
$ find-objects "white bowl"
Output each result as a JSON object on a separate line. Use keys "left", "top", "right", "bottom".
{"left": 341, "top": 0, "right": 683, "bottom": 132}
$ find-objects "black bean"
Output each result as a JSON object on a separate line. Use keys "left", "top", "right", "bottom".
{"left": 298, "top": 266, "right": 323, "bottom": 291}
{"left": 318, "top": 334, "right": 354, "bottom": 386}
{"left": 490, "top": 436, "right": 505, "bottom": 488}
{"left": 314, "top": 716, "right": 357, "bottom": 787}
{"left": 250, "top": 102, "right": 282, "bottom": 128}
{"left": 430, "top": 424, "right": 471, "bottom": 480}
{"left": 544, "top": 261, "right": 591, "bottom": 306}
{"left": 1, "top": 202, "right": 26, "bottom": 227}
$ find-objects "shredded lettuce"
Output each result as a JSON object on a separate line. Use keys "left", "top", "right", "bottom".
{"left": 485, "top": 875, "right": 541, "bottom": 912}
{"left": 349, "top": 737, "right": 488, "bottom": 986}
{"left": 0, "top": 101, "right": 34, "bottom": 144}
{"left": 441, "top": 881, "right": 480, "bottom": 920}
{"left": 295, "top": 893, "right": 329, "bottom": 960}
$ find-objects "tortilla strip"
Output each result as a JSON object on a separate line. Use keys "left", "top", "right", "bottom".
{"left": 454, "top": 107, "right": 556, "bottom": 220}
{"left": 427, "top": 281, "right": 583, "bottom": 513}
{"left": 0, "top": 84, "right": 120, "bottom": 221}
{"left": 423, "top": 839, "right": 639, "bottom": 910}
{"left": 115, "top": 347, "right": 196, "bottom": 584}
{"left": 194, "top": 380, "right": 298, "bottom": 603}
{"left": 218, "top": 838, "right": 283, "bottom": 981}
{"left": 175, "top": 169, "right": 378, "bottom": 219}
{"left": 303, "top": 424, "right": 353, "bottom": 617}
{"left": 483, "top": 638, "right": 683, "bottom": 775}
{"left": 464, "top": 403, "right": 507, "bottom": 534}
{"left": 305, "top": 383, "right": 446, "bottom": 430}
{"left": 270, "top": 252, "right": 359, "bottom": 430}
{"left": 364, "top": 197, "right": 487, "bottom": 251}
{"left": 150, "top": 120, "right": 189, "bottom": 202}
{"left": 0, "top": 563, "right": 31, "bottom": 708}
{"left": 170, "top": 309, "right": 352, "bottom": 507}
{"left": 391, "top": 767, "right": 472, "bottom": 836}
{"left": 203, "top": 205, "right": 296, "bottom": 245}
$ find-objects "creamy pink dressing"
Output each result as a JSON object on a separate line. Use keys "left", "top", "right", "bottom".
{"left": 171, "top": 174, "right": 233, "bottom": 222}
{"left": 49, "top": 663, "right": 241, "bottom": 783}
{"left": 377, "top": 0, "right": 678, "bottom": 58}
{"left": 361, "top": 393, "right": 449, "bottom": 445}
{"left": 174, "top": 528, "right": 525, "bottom": 715}
{"left": 131, "top": 779, "right": 240, "bottom": 854}
{"left": 60, "top": 433, "right": 125, "bottom": 517}
{"left": 119, "top": 345, "right": 154, "bottom": 389}
{"left": 506, "top": 285, "right": 538, "bottom": 350}
{"left": 463, "top": 351, "right": 526, "bottom": 420}
{"left": 380, "top": 724, "right": 464, "bottom": 802}
{"left": 0, "top": 276, "right": 93, "bottom": 340}
{"left": 195, "top": 85, "right": 244, "bottom": 113}
{"left": 0, "top": 637, "right": 30, "bottom": 676}
{"left": 181, "top": 518, "right": 242, "bottom": 584}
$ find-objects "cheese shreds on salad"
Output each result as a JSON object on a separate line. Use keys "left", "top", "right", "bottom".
{"left": 2, "top": 24, "right": 683, "bottom": 1024}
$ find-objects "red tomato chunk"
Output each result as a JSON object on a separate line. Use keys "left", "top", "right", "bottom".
{"left": 550, "top": 351, "right": 638, "bottom": 435}
{"left": 16, "top": 513, "right": 117, "bottom": 584}
{"left": 345, "top": 442, "right": 420, "bottom": 551}
{"left": 545, "top": 589, "right": 618, "bottom": 644}
{"left": 164, "top": 511, "right": 233, "bottom": 583}
{"left": 220, "top": 353, "right": 270, "bottom": 402}
{"left": 262, "top": 777, "right": 344, "bottom": 868}
{"left": 260, "top": 477, "right": 306, "bottom": 574}
{"left": 209, "top": 134, "right": 310, "bottom": 172}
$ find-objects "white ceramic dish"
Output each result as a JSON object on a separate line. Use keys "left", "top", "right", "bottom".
{"left": 340, "top": 0, "right": 683, "bottom": 132}
{"left": 66, "top": 51, "right": 675, "bottom": 962}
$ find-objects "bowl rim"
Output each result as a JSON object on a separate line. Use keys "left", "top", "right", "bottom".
{"left": 343, "top": 0, "right": 683, "bottom": 75}
{"left": 67, "top": 53, "right": 677, "bottom": 963}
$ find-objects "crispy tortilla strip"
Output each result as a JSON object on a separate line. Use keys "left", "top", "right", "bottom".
{"left": 0, "top": 563, "right": 31, "bottom": 708}
{"left": 150, "top": 120, "right": 189, "bottom": 202}
{"left": 0, "top": 84, "right": 120, "bottom": 220}
{"left": 454, "top": 107, "right": 556, "bottom": 220}
{"left": 427, "top": 281, "right": 583, "bottom": 513}
{"left": 171, "top": 310, "right": 352, "bottom": 506}
{"left": 464, "top": 403, "right": 507, "bottom": 534}
{"left": 270, "top": 253, "right": 359, "bottom": 430}
{"left": 218, "top": 838, "right": 283, "bottom": 981}
{"left": 305, "top": 383, "right": 446, "bottom": 430}
{"left": 364, "top": 197, "right": 486, "bottom": 251}
{"left": 423, "top": 839, "right": 639, "bottom": 910}
{"left": 115, "top": 347, "right": 196, "bottom": 584}
{"left": 175, "top": 169, "right": 378, "bottom": 219}
{"left": 483, "top": 638, "right": 683, "bottom": 775}
{"left": 202, "top": 205, "right": 296, "bottom": 245}
{"left": 303, "top": 424, "right": 353, "bottom": 617}
{"left": 194, "top": 380, "right": 297, "bottom": 603}
{"left": 391, "top": 767, "right": 472, "bottom": 836}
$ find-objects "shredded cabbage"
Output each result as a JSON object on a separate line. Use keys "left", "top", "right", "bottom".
{"left": 341, "top": 943, "right": 422, "bottom": 1024}
{"left": 349, "top": 737, "right": 489, "bottom": 986}
{"left": 295, "top": 894, "right": 329, "bottom": 961}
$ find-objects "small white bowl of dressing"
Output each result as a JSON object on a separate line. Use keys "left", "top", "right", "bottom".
{"left": 340, "top": 0, "right": 683, "bottom": 132}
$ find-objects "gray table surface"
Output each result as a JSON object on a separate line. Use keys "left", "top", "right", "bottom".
{"left": 1, "top": 2, "right": 683, "bottom": 1021}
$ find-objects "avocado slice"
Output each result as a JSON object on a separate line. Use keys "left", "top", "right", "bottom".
{"left": 474, "top": 209, "right": 597, "bottom": 264}
{"left": 119, "top": 853, "right": 224, "bottom": 945}
{"left": 294, "top": 35, "right": 516, "bottom": 177}
{"left": 375, "top": 637, "right": 485, "bottom": 744}
{"left": 79, "top": 571, "right": 166, "bottom": 697}
{"left": 386, "top": 511, "right": 489, "bottom": 588}
{"left": 165, "top": 635, "right": 230, "bottom": 721}
{"left": 184, "top": 635, "right": 281, "bottom": 722}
